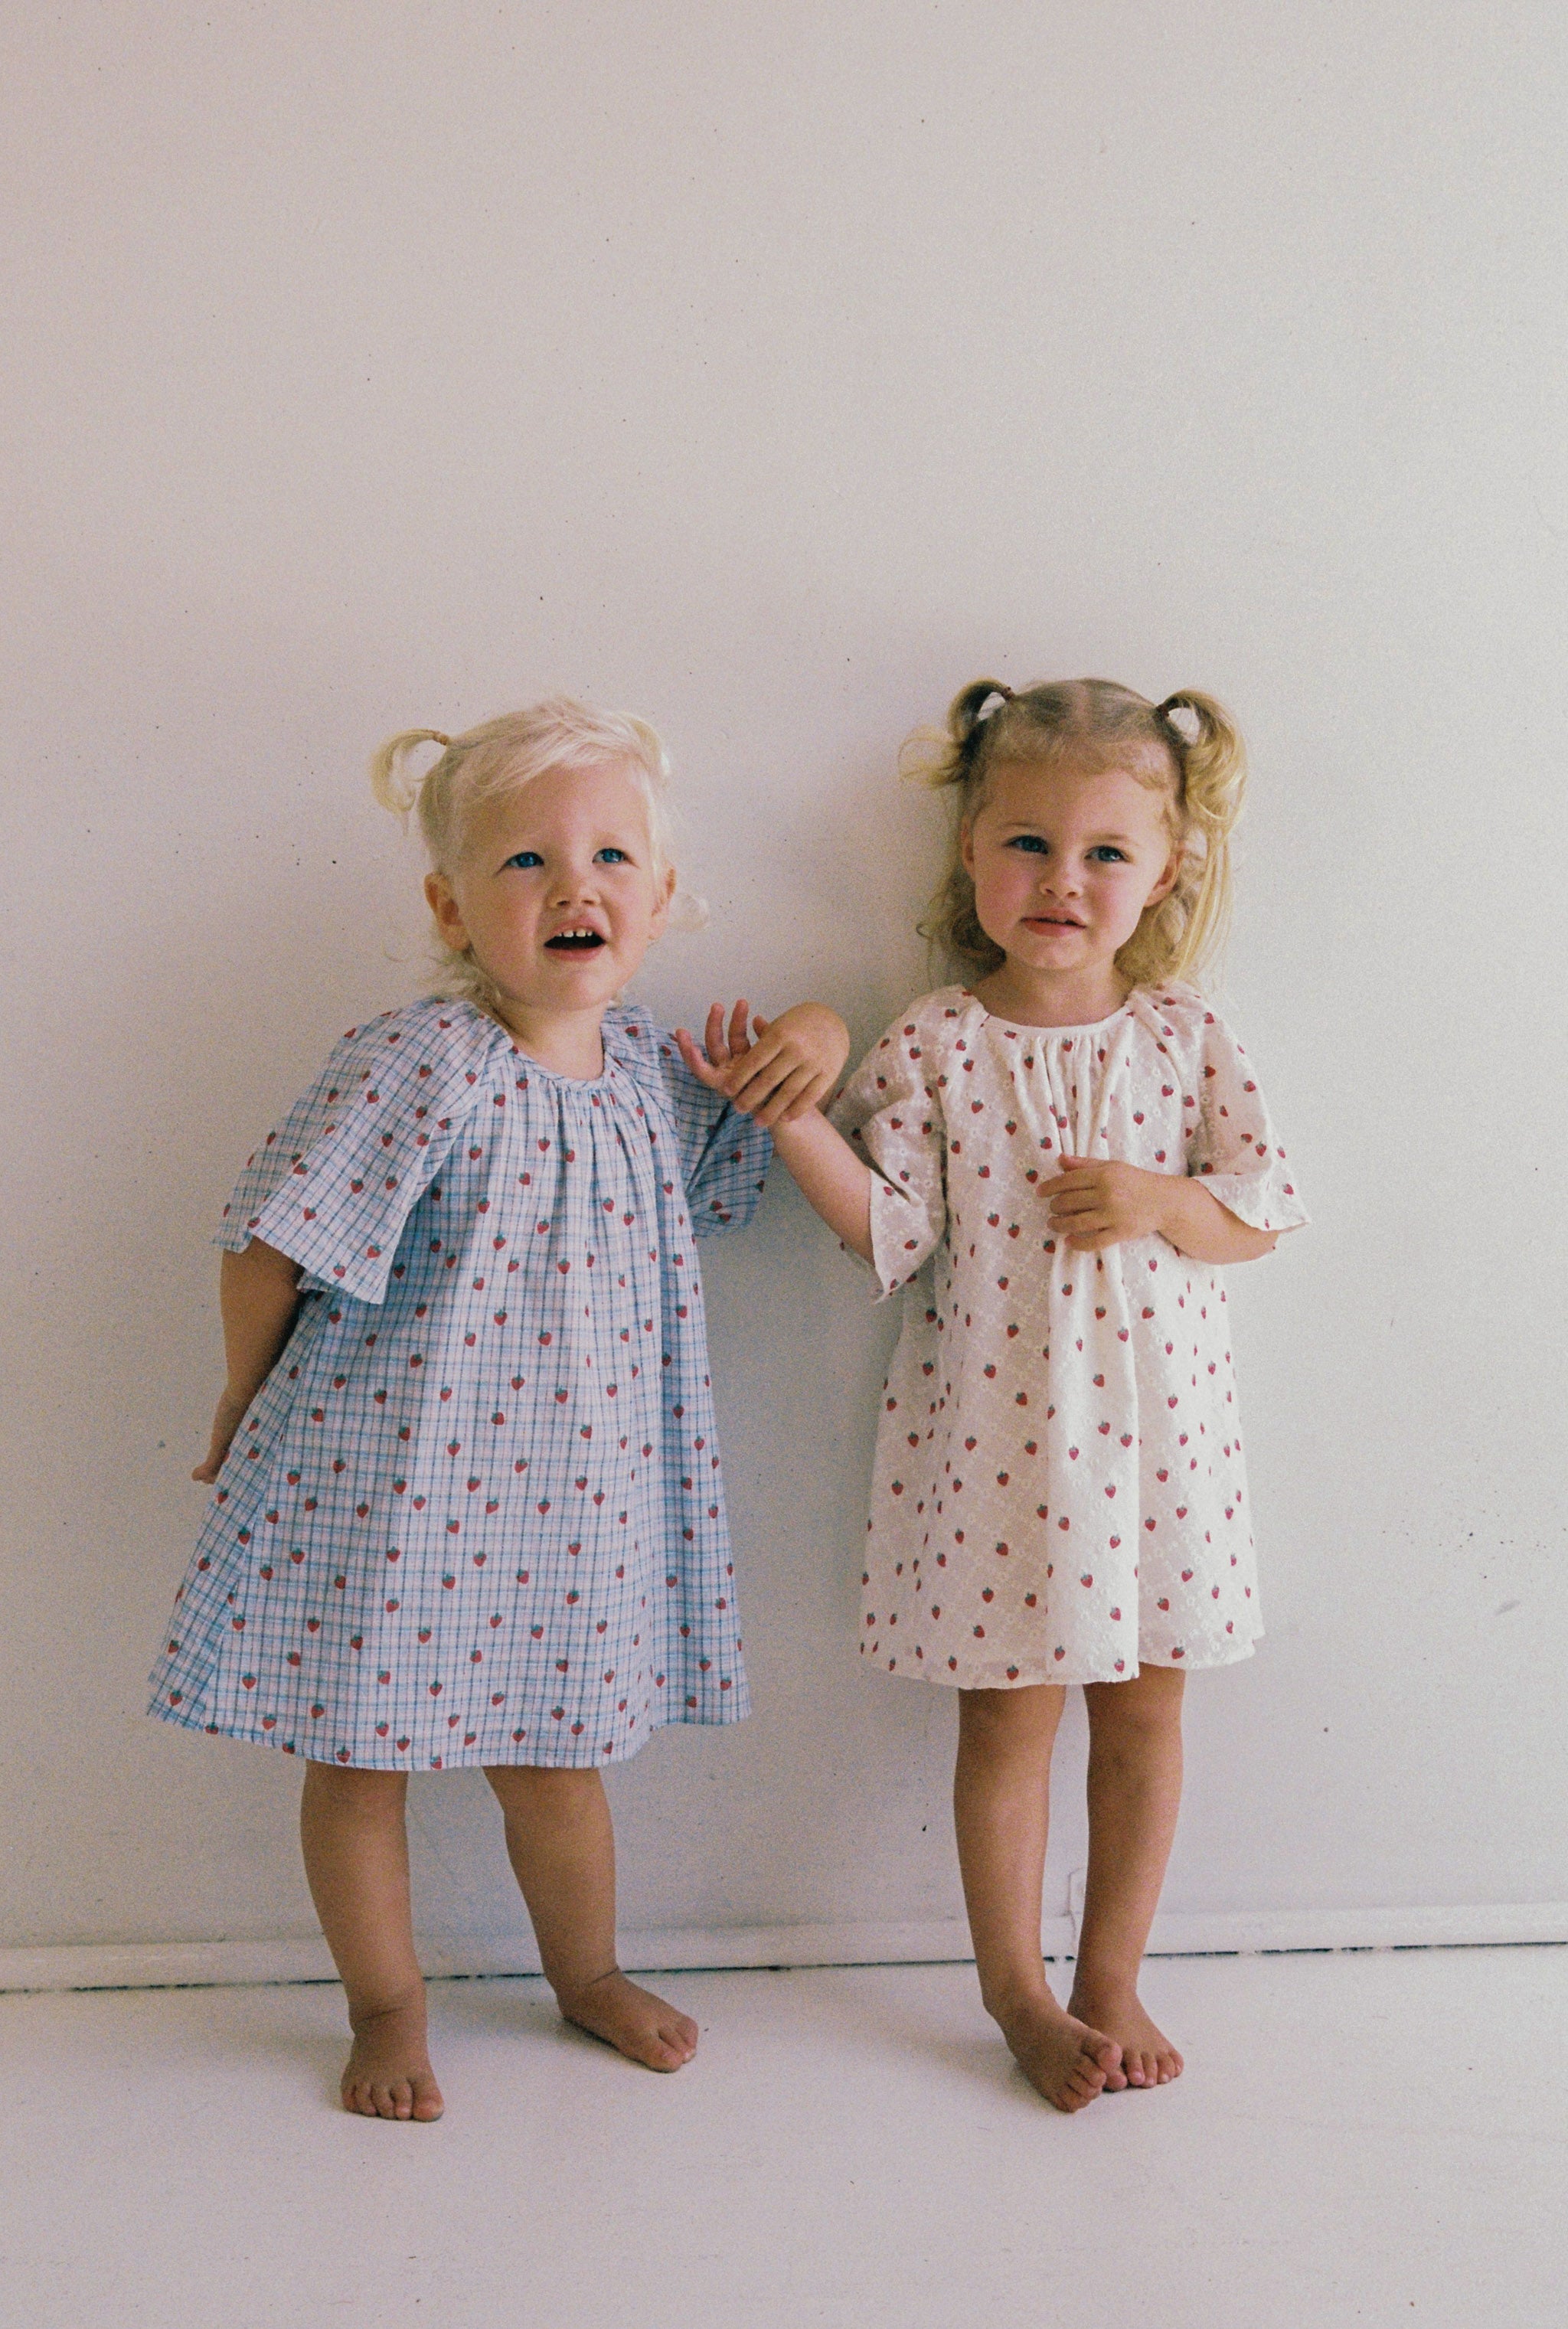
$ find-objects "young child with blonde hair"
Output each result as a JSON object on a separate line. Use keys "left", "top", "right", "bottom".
{"left": 686, "top": 676, "right": 1306, "bottom": 2112}
{"left": 150, "top": 697, "right": 847, "bottom": 2121}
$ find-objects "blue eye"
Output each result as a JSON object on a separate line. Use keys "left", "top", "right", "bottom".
{"left": 1008, "top": 835, "right": 1049, "bottom": 855}
{"left": 595, "top": 847, "right": 629, "bottom": 864}
{"left": 1089, "top": 845, "right": 1128, "bottom": 864}
{"left": 504, "top": 851, "right": 544, "bottom": 870}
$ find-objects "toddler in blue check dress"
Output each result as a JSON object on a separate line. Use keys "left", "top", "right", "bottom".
{"left": 149, "top": 697, "right": 848, "bottom": 2121}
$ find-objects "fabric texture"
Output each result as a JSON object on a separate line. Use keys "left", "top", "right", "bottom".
{"left": 831, "top": 984, "right": 1306, "bottom": 1689}
{"left": 149, "top": 997, "right": 770, "bottom": 1768}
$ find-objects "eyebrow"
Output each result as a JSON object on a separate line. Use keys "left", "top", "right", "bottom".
{"left": 998, "top": 823, "right": 1142, "bottom": 845}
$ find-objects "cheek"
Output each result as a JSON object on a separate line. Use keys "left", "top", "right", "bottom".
{"left": 978, "top": 851, "right": 1034, "bottom": 904}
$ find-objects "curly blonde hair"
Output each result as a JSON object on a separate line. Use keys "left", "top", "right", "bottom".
{"left": 910, "top": 676, "right": 1246, "bottom": 988}
{"left": 369, "top": 696, "right": 704, "bottom": 1013}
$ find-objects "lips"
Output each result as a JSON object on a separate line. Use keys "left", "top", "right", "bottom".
{"left": 544, "top": 926, "right": 607, "bottom": 952}
{"left": 1025, "top": 913, "right": 1086, "bottom": 930}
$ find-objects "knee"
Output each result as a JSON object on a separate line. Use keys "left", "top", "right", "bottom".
{"left": 484, "top": 1763, "right": 602, "bottom": 1814}
{"left": 957, "top": 1686, "right": 1063, "bottom": 1766}
{"left": 302, "top": 1763, "right": 408, "bottom": 1822}
{"left": 1086, "top": 1673, "right": 1184, "bottom": 1759}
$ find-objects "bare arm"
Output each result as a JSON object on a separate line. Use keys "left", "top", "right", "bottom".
{"left": 1049, "top": 1158, "right": 1280, "bottom": 1262}
{"left": 768, "top": 1109, "right": 875, "bottom": 1263}
{"left": 192, "top": 1239, "right": 304, "bottom": 1483}
{"left": 1155, "top": 1176, "right": 1279, "bottom": 1262}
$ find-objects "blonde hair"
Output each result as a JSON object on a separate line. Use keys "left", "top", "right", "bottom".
{"left": 370, "top": 695, "right": 704, "bottom": 1010}
{"left": 911, "top": 677, "right": 1246, "bottom": 988}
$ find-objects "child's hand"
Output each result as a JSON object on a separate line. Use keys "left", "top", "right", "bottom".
{"left": 675, "top": 1000, "right": 850, "bottom": 1128}
{"left": 193, "top": 1384, "right": 250, "bottom": 1484}
{"left": 1048, "top": 1158, "right": 1177, "bottom": 1253}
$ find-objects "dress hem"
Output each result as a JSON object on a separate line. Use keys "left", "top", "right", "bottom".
{"left": 861, "top": 1635, "right": 1262, "bottom": 1690}
{"left": 146, "top": 1692, "right": 750, "bottom": 1769}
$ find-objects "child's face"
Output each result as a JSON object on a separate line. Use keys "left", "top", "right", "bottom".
{"left": 425, "top": 759, "right": 675, "bottom": 1018}
{"left": 962, "top": 754, "right": 1181, "bottom": 977}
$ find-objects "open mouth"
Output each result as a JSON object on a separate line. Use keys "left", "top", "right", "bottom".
{"left": 545, "top": 927, "right": 607, "bottom": 953}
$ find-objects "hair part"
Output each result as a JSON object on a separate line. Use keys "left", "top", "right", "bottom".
{"left": 909, "top": 676, "right": 1246, "bottom": 989}
{"left": 369, "top": 695, "right": 705, "bottom": 1013}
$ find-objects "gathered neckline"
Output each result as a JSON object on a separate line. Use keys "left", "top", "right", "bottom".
{"left": 965, "top": 988, "right": 1135, "bottom": 1039}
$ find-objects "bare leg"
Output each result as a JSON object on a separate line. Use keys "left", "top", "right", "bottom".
{"left": 484, "top": 1766, "right": 697, "bottom": 2072}
{"left": 1069, "top": 1664, "right": 1187, "bottom": 2090}
{"left": 953, "top": 1686, "right": 1122, "bottom": 2112}
{"left": 298, "top": 1765, "right": 444, "bottom": 2122}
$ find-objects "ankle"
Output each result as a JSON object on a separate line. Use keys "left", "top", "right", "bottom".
{"left": 1069, "top": 1966, "right": 1141, "bottom": 2011}
{"left": 549, "top": 1959, "right": 622, "bottom": 2012}
{"left": 347, "top": 1982, "right": 428, "bottom": 2033}
{"left": 978, "top": 1968, "right": 1057, "bottom": 2026}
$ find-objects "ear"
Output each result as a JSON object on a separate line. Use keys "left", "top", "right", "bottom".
{"left": 424, "top": 869, "right": 470, "bottom": 952}
{"left": 648, "top": 862, "right": 678, "bottom": 938}
{"left": 1144, "top": 845, "right": 1182, "bottom": 911}
{"left": 959, "top": 818, "right": 976, "bottom": 877}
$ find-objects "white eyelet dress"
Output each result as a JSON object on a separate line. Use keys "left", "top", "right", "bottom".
{"left": 831, "top": 985, "right": 1307, "bottom": 1688}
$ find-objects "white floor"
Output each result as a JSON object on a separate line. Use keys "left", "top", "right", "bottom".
{"left": 1, "top": 1948, "right": 1563, "bottom": 2329}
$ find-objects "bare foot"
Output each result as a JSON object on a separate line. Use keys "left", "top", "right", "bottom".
{"left": 341, "top": 1997, "right": 446, "bottom": 2122}
{"left": 1068, "top": 1979, "right": 1183, "bottom": 2091}
{"left": 995, "top": 1991, "right": 1122, "bottom": 2112}
{"left": 557, "top": 1968, "right": 699, "bottom": 2071}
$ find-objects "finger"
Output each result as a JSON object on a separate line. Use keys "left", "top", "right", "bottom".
{"left": 675, "top": 1028, "right": 727, "bottom": 1088}
{"left": 1066, "top": 1227, "right": 1119, "bottom": 1252}
{"left": 1048, "top": 1191, "right": 1106, "bottom": 1219}
{"left": 1048, "top": 1170, "right": 1101, "bottom": 1197}
{"left": 750, "top": 1012, "right": 773, "bottom": 1038}
{"left": 753, "top": 1063, "right": 819, "bottom": 1127}
{"left": 728, "top": 998, "right": 750, "bottom": 1057}
{"left": 704, "top": 1001, "right": 730, "bottom": 1067}
{"left": 723, "top": 1030, "right": 795, "bottom": 1108}
{"left": 1054, "top": 1202, "right": 1112, "bottom": 1232}
{"left": 778, "top": 1070, "right": 831, "bottom": 1123}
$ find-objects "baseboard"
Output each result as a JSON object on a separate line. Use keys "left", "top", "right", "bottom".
{"left": 2, "top": 1903, "right": 1566, "bottom": 1994}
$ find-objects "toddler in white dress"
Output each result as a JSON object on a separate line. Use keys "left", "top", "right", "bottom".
{"left": 684, "top": 675, "right": 1305, "bottom": 2113}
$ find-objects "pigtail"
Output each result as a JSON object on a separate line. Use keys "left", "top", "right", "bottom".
{"left": 908, "top": 678, "right": 1020, "bottom": 977}
{"left": 1112, "top": 691, "right": 1244, "bottom": 988}
{"left": 369, "top": 727, "right": 455, "bottom": 823}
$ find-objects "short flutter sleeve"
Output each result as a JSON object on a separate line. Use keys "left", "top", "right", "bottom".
{"left": 831, "top": 998, "right": 952, "bottom": 1298}
{"left": 1179, "top": 1001, "right": 1308, "bottom": 1238}
{"left": 217, "top": 1004, "right": 495, "bottom": 1303}
{"left": 606, "top": 1011, "right": 773, "bottom": 1238}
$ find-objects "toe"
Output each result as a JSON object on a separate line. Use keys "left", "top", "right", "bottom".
{"left": 411, "top": 2079, "right": 445, "bottom": 2122}
{"left": 389, "top": 2079, "right": 414, "bottom": 2120}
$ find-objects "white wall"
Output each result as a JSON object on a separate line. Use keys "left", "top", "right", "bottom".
{"left": 3, "top": 1, "right": 1565, "bottom": 1954}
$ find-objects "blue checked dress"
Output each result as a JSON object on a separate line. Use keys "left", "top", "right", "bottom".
{"left": 148, "top": 997, "right": 770, "bottom": 1769}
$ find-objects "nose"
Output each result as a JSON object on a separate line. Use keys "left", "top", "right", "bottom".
{"left": 549, "top": 854, "right": 602, "bottom": 910}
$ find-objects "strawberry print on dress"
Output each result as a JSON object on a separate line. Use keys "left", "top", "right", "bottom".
{"left": 831, "top": 985, "right": 1307, "bottom": 1689}
{"left": 149, "top": 998, "right": 769, "bottom": 1768}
